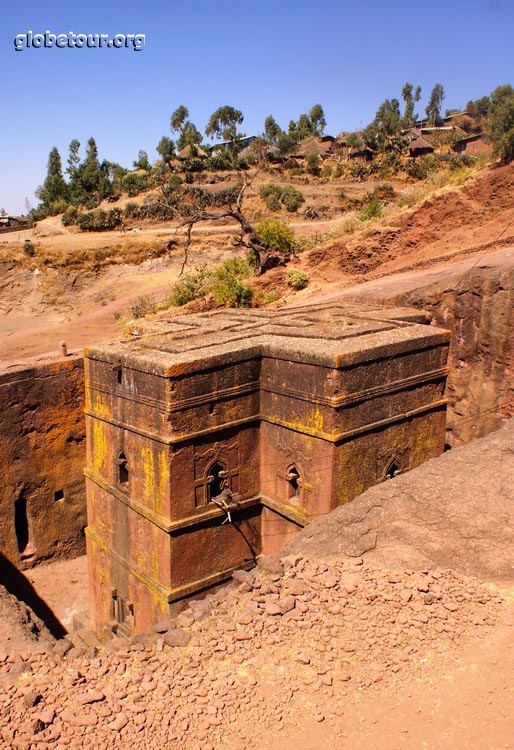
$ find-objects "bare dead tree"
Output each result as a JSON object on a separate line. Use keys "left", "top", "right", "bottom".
{"left": 161, "top": 172, "right": 290, "bottom": 276}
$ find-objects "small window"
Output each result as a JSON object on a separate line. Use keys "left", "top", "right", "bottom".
{"left": 384, "top": 461, "right": 400, "bottom": 480}
{"left": 54, "top": 489, "right": 64, "bottom": 502}
{"left": 206, "top": 462, "right": 228, "bottom": 503}
{"left": 117, "top": 452, "right": 129, "bottom": 485}
{"left": 116, "top": 366, "right": 123, "bottom": 385}
{"left": 286, "top": 466, "right": 303, "bottom": 501}
{"left": 14, "top": 496, "right": 30, "bottom": 554}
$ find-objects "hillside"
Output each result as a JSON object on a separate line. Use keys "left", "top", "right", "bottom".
{"left": 0, "top": 161, "right": 513, "bottom": 364}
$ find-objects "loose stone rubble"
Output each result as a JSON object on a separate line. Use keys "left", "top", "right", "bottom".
{"left": 0, "top": 555, "right": 503, "bottom": 749}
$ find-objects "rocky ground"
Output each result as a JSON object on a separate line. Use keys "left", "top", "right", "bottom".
{"left": 1, "top": 422, "right": 513, "bottom": 749}
{"left": 0, "top": 556, "right": 507, "bottom": 750}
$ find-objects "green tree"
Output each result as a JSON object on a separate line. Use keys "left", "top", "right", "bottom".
{"left": 487, "top": 84, "right": 514, "bottom": 162}
{"left": 205, "top": 105, "right": 244, "bottom": 142}
{"left": 276, "top": 131, "right": 297, "bottom": 155}
{"left": 309, "top": 104, "right": 326, "bottom": 136}
{"left": 263, "top": 115, "right": 282, "bottom": 143}
{"left": 401, "top": 82, "right": 421, "bottom": 128}
{"left": 156, "top": 136, "right": 176, "bottom": 166}
{"left": 79, "top": 137, "right": 101, "bottom": 193}
{"left": 73, "top": 139, "right": 113, "bottom": 202}
{"left": 36, "top": 147, "right": 69, "bottom": 208}
{"left": 466, "top": 96, "right": 491, "bottom": 119}
{"left": 177, "top": 122, "right": 203, "bottom": 150}
{"left": 346, "top": 132, "right": 364, "bottom": 149}
{"left": 66, "top": 139, "right": 81, "bottom": 180}
{"left": 170, "top": 105, "right": 189, "bottom": 133}
{"left": 425, "top": 83, "right": 445, "bottom": 126}
{"left": 297, "top": 113, "right": 313, "bottom": 140}
{"left": 133, "top": 150, "right": 150, "bottom": 170}
{"left": 364, "top": 98, "right": 402, "bottom": 151}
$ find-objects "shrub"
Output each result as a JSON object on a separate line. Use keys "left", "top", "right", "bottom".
{"left": 209, "top": 184, "right": 241, "bottom": 207}
{"left": 304, "top": 205, "right": 320, "bottom": 220}
{"left": 84, "top": 196, "right": 101, "bottom": 210}
{"left": 130, "top": 296, "right": 153, "bottom": 319}
{"left": 262, "top": 290, "right": 279, "bottom": 304}
{"left": 210, "top": 258, "right": 253, "bottom": 308}
{"left": 359, "top": 197, "right": 383, "bottom": 221}
{"left": 183, "top": 158, "right": 205, "bottom": 173}
{"left": 405, "top": 159, "right": 428, "bottom": 180}
{"left": 405, "top": 154, "right": 437, "bottom": 180}
{"left": 259, "top": 183, "right": 283, "bottom": 212}
{"left": 372, "top": 183, "right": 396, "bottom": 202}
{"left": 50, "top": 199, "right": 70, "bottom": 215}
{"left": 62, "top": 205, "right": 79, "bottom": 226}
{"left": 169, "top": 265, "right": 212, "bottom": 306}
{"left": 208, "top": 151, "right": 234, "bottom": 171}
{"left": 137, "top": 202, "right": 174, "bottom": 220}
{"left": 334, "top": 163, "right": 343, "bottom": 178}
{"left": 122, "top": 172, "right": 149, "bottom": 197}
{"left": 280, "top": 184, "right": 305, "bottom": 213}
{"left": 255, "top": 218, "right": 297, "bottom": 254}
{"left": 337, "top": 214, "right": 360, "bottom": 235}
{"left": 77, "top": 207, "right": 122, "bottom": 231}
{"left": 23, "top": 239, "right": 35, "bottom": 256}
{"left": 381, "top": 152, "right": 402, "bottom": 175}
{"left": 286, "top": 269, "right": 309, "bottom": 290}
{"left": 306, "top": 153, "right": 320, "bottom": 176}
{"left": 349, "top": 162, "right": 367, "bottom": 180}
{"left": 124, "top": 201, "right": 139, "bottom": 218}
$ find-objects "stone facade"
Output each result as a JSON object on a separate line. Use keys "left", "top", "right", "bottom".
{"left": 84, "top": 304, "right": 450, "bottom": 638}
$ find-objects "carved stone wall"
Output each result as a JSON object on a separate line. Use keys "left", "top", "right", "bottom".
{"left": 85, "top": 303, "right": 449, "bottom": 637}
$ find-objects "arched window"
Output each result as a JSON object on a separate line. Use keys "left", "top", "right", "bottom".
{"left": 206, "top": 462, "right": 228, "bottom": 503}
{"left": 384, "top": 460, "right": 400, "bottom": 480}
{"left": 117, "top": 452, "right": 129, "bottom": 485}
{"left": 286, "top": 465, "right": 303, "bottom": 501}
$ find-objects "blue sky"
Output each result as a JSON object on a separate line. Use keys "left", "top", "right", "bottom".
{"left": 1, "top": 0, "right": 513, "bottom": 214}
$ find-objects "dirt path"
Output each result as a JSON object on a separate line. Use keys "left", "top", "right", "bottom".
{"left": 268, "top": 607, "right": 514, "bottom": 750}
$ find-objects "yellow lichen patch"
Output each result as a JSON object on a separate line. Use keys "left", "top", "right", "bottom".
{"left": 92, "top": 393, "right": 112, "bottom": 420}
{"left": 140, "top": 444, "right": 168, "bottom": 512}
{"left": 306, "top": 408, "right": 324, "bottom": 433}
{"left": 91, "top": 421, "right": 108, "bottom": 473}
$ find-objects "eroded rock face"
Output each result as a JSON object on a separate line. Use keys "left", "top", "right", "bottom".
{"left": 0, "top": 358, "right": 86, "bottom": 569}
{"left": 395, "top": 265, "right": 514, "bottom": 447}
{"left": 0, "top": 583, "right": 54, "bottom": 654}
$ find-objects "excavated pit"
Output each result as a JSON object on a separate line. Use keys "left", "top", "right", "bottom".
{"left": 0, "top": 258, "right": 513, "bottom": 647}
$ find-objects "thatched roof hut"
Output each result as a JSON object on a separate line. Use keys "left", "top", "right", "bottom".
{"left": 176, "top": 144, "right": 209, "bottom": 161}
{"left": 296, "top": 137, "right": 334, "bottom": 158}
{"left": 408, "top": 137, "right": 434, "bottom": 157}
{"left": 348, "top": 145, "right": 375, "bottom": 161}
